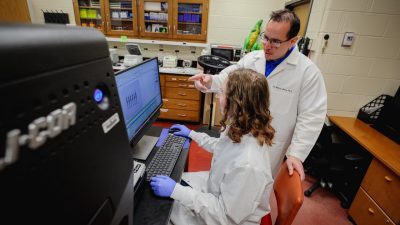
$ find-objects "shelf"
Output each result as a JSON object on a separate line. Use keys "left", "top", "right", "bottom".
{"left": 177, "top": 32, "right": 201, "bottom": 35}
{"left": 110, "top": 7, "right": 133, "bottom": 10}
{"left": 178, "top": 11, "right": 202, "bottom": 14}
{"left": 111, "top": 18, "right": 133, "bottom": 21}
{"left": 79, "top": 6, "right": 101, "bottom": 9}
{"left": 144, "top": 20, "right": 168, "bottom": 23}
{"left": 144, "top": 10, "right": 168, "bottom": 13}
{"left": 81, "top": 18, "right": 102, "bottom": 20}
{"left": 178, "top": 22, "right": 201, "bottom": 25}
{"left": 106, "top": 37, "right": 209, "bottom": 47}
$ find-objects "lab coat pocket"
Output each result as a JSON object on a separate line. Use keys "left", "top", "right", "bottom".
{"left": 270, "top": 85, "right": 294, "bottom": 114}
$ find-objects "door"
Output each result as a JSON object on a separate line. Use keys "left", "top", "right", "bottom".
{"left": 0, "top": 0, "right": 31, "bottom": 23}
{"left": 73, "top": 0, "right": 106, "bottom": 32}
{"left": 138, "top": 0, "right": 173, "bottom": 39}
{"left": 104, "top": 0, "right": 138, "bottom": 36}
{"left": 173, "top": 0, "right": 208, "bottom": 41}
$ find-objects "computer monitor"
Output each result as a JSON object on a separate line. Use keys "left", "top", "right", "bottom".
{"left": 0, "top": 24, "right": 133, "bottom": 225}
{"left": 115, "top": 58, "right": 162, "bottom": 155}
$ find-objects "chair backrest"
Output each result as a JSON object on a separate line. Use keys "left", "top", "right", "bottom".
{"left": 260, "top": 163, "right": 304, "bottom": 225}
{"left": 274, "top": 163, "right": 304, "bottom": 225}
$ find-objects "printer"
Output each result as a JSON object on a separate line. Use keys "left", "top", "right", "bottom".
{"left": 124, "top": 43, "right": 143, "bottom": 67}
{"left": 163, "top": 55, "right": 177, "bottom": 68}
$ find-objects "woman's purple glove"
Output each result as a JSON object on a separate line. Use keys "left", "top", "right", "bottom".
{"left": 170, "top": 124, "right": 191, "bottom": 137}
{"left": 150, "top": 175, "right": 177, "bottom": 197}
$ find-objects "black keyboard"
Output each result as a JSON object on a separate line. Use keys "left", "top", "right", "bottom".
{"left": 145, "top": 134, "right": 186, "bottom": 181}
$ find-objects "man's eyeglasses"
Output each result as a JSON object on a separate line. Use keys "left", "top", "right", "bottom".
{"left": 259, "top": 32, "right": 291, "bottom": 48}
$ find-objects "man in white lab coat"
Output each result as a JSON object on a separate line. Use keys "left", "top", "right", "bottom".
{"left": 189, "top": 9, "right": 327, "bottom": 179}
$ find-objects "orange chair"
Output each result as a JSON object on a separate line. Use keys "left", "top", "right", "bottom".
{"left": 260, "top": 163, "right": 304, "bottom": 225}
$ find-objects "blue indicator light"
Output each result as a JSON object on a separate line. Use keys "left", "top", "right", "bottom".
{"left": 94, "top": 89, "right": 104, "bottom": 103}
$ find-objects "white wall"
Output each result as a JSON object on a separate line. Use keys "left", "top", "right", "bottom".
{"left": 306, "top": 0, "right": 400, "bottom": 117}
{"left": 207, "top": 0, "right": 283, "bottom": 45}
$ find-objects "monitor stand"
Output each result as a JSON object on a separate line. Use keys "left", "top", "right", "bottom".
{"left": 132, "top": 135, "right": 159, "bottom": 160}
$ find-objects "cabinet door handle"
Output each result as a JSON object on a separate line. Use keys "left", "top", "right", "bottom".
{"left": 368, "top": 208, "right": 375, "bottom": 214}
{"left": 160, "top": 108, "right": 169, "bottom": 112}
{"left": 168, "top": 25, "right": 171, "bottom": 32}
{"left": 178, "top": 84, "right": 187, "bottom": 87}
{"left": 384, "top": 176, "right": 392, "bottom": 182}
{"left": 177, "top": 103, "right": 187, "bottom": 107}
{"left": 178, "top": 92, "right": 187, "bottom": 96}
{"left": 178, "top": 78, "right": 187, "bottom": 81}
{"left": 177, "top": 114, "right": 187, "bottom": 117}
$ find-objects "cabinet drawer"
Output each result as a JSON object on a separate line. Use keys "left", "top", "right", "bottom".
{"left": 166, "top": 81, "right": 195, "bottom": 89}
{"left": 349, "top": 188, "right": 395, "bottom": 225}
{"left": 362, "top": 159, "right": 400, "bottom": 223}
{"left": 165, "top": 87, "right": 200, "bottom": 100}
{"left": 159, "top": 108, "right": 199, "bottom": 122}
{"left": 163, "top": 98, "right": 200, "bottom": 111}
{"left": 165, "top": 75, "right": 191, "bottom": 83}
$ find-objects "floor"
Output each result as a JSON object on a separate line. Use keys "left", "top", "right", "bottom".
{"left": 154, "top": 121, "right": 353, "bottom": 225}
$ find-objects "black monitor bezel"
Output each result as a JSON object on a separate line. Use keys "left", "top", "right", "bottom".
{"left": 115, "top": 57, "right": 162, "bottom": 148}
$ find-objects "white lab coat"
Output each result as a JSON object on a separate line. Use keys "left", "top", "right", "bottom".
{"left": 210, "top": 46, "right": 327, "bottom": 176}
{"left": 170, "top": 130, "right": 273, "bottom": 225}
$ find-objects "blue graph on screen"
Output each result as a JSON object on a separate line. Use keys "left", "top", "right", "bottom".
{"left": 120, "top": 79, "right": 143, "bottom": 124}
{"left": 126, "top": 91, "right": 138, "bottom": 109}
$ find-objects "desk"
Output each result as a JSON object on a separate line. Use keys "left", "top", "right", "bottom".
{"left": 133, "top": 126, "right": 189, "bottom": 225}
{"left": 329, "top": 116, "right": 400, "bottom": 225}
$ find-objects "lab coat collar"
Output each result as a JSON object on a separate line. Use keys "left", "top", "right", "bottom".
{"left": 253, "top": 51, "right": 266, "bottom": 75}
{"left": 266, "top": 45, "right": 300, "bottom": 79}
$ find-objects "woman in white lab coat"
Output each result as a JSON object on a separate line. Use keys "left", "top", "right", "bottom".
{"left": 150, "top": 69, "right": 275, "bottom": 225}
{"left": 189, "top": 9, "right": 327, "bottom": 178}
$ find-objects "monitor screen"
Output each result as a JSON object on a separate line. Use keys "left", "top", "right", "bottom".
{"left": 115, "top": 58, "right": 162, "bottom": 146}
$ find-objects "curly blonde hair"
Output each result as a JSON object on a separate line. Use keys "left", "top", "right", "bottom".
{"left": 220, "top": 68, "right": 275, "bottom": 146}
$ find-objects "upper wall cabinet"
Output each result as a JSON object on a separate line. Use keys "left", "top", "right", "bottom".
{"left": 172, "top": 0, "right": 208, "bottom": 41}
{"left": 73, "top": 0, "right": 208, "bottom": 42}
{"left": 138, "top": 0, "right": 174, "bottom": 39}
{"left": 73, "top": 0, "right": 139, "bottom": 36}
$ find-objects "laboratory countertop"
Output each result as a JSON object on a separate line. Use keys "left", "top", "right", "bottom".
{"left": 113, "top": 64, "right": 202, "bottom": 76}
{"left": 159, "top": 67, "right": 202, "bottom": 75}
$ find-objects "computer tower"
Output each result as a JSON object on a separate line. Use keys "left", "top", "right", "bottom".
{"left": 0, "top": 24, "right": 133, "bottom": 225}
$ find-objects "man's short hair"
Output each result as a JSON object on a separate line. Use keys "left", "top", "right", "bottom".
{"left": 269, "top": 9, "right": 300, "bottom": 39}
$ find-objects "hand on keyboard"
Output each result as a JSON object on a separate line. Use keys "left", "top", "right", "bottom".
{"left": 150, "top": 175, "right": 176, "bottom": 197}
{"left": 170, "top": 124, "right": 191, "bottom": 137}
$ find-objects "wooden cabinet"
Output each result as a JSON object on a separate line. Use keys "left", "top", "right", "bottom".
{"left": 138, "top": 0, "right": 173, "bottom": 39}
{"left": 349, "top": 188, "right": 395, "bottom": 225}
{"left": 159, "top": 74, "right": 202, "bottom": 122}
{"left": 349, "top": 159, "right": 400, "bottom": 225}
{"left": 105, "top": 0, "right": 139, "bottom": 36}
{"left": 138, "top": 0, "right": 208, "bottom": 41}
{"left": 73, "top": 0, "right": 138, "bottom": 36}
{"left": 172, "top": 0, "right": 208, "bottom": 41}
{"left": 328, "top": 117, "right": 400, "bottom": 225}
{"left": 73, "top": 0, "right": 209, "bottom": 42}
